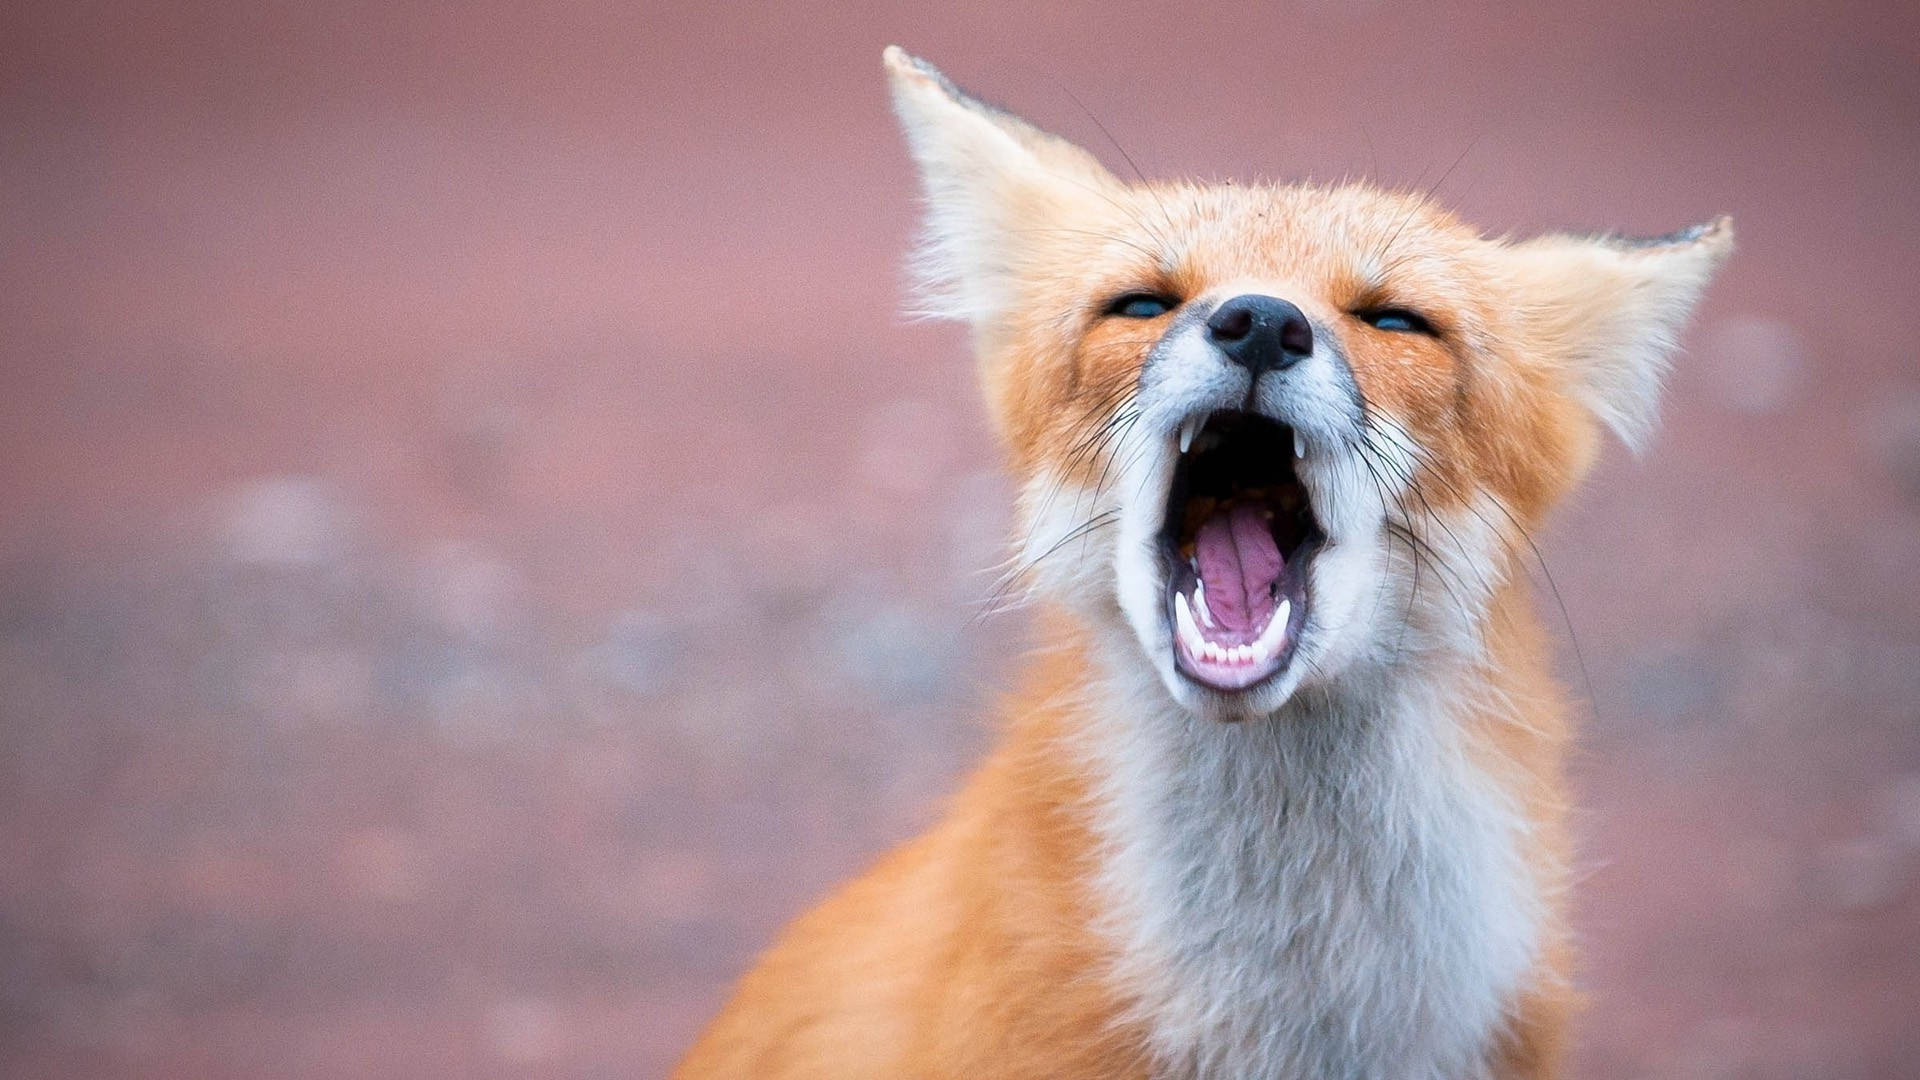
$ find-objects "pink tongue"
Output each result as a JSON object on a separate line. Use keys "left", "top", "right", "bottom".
{"left": 1193, "top": 503, "right": 1284, "bottom": 635}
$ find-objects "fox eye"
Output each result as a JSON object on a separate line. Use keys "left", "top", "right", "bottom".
{"left": 1356, "top": 307, "right": 1437, "bottom": 335}
{"left": 1105, "top": 293, "right": 1178, "bottom": 319}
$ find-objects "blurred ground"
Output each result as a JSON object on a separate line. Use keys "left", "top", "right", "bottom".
{"left": 3, "top": 1, "right": 1919, "bottom": 1076}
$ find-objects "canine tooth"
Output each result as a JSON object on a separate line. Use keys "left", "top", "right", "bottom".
{"left": 1269, "top": 598, "right": 1292, "bottom": 645}
{"left": 1293, "top": 429, "right": 1307, "bottom": 459}
{"left": 1174, "top": 591, "right": 1201, "bottom": 650}
{"left": 1178, "top": 416, "right": 1204, "bottom": 455}
{"left": 1248, "top": 597, "right": 1292, "bottom": 661}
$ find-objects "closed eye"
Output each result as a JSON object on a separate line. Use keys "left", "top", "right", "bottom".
{"left": 1104, "top": 292, "right": 1179, "bottom": 319}
{"left": 1355, "top": 307, "right": 1437, "bottom": 335}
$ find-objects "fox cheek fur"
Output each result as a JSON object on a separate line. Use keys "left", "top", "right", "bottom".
{"left": 674, "top": 47, "right": 1730, "bottom": 1080}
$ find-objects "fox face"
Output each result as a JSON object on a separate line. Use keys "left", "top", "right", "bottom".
{"left": 886, "top": 49, "right": 1730, "bottom": 721}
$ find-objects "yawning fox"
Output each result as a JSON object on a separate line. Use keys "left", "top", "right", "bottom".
{"left": 676, "top": 47, "right": 1731, "bottom": 1079}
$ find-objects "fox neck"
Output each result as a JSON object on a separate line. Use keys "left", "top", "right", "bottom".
{"left": 1055, "top": 600, "right": 1544, "bottom": 1079}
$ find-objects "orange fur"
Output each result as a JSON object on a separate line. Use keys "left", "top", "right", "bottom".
{"left": 678, "top": 619, "right": 1151, "bottom": 1079}
{"left": 676, "top": 48, "right": 1729, "bottom": 1079}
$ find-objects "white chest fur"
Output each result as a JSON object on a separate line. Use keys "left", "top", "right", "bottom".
{"left": 1078, "top": 664, "right": 1541, "bottom": 1080}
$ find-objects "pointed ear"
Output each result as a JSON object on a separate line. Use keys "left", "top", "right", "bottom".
{"left": 1502, "top": 217, "right": 1733, "bottom": 451}
{"left": 883, "top": 47, "right": 1119, "bottom": 322}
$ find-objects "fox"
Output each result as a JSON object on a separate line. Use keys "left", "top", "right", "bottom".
{"left": 675, "top": 47, "right": 1731, "bottom": 1080}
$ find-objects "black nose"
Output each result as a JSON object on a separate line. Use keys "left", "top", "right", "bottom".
{"left": 1205, "top": 294, "right": 1314, "bottom": 375}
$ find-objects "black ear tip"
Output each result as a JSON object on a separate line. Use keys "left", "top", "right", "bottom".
{"left": 1621, "top": 215, "right": 1734, "bottom": 251}
{"left": 1677, "top": 215, "right": 1734, "bottom": 243}
{"left": 1670, "top": 215, "right": 1735, "bottom": 258}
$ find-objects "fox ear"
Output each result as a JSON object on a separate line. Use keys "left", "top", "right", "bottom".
{"left": 1502, "top": 217, "right": 1733, "bottom": 451}
{"left": 883, "top": 47, "right": 1118, "bottom": 322}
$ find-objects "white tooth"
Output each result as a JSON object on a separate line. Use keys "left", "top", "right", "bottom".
{"left": 1246, "top": 597, "right": 1292, "bottom": 665}
{"left": 1193, "top": 580, "right": 1214, "bottom": 627}
{"left": 1174, "top": 591, "right": 1201, "bottom": 650}
{"left": 1179, "top": 416, "right": 1204, "bottom": 455}
{"left": 1268, "top": 598, "right": 1293, "bottom": 649}
{"left": 1293, "top": 429, "right": 1307, "bottom": 459}
{"left": 1229, "top": 645, "right": 1248, "bottom": 663}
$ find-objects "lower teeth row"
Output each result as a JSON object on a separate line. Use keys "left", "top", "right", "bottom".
{"left": 1174, "top": 592, "right": 1292, "bottom": 667}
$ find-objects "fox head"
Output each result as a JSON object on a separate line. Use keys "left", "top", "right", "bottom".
{"left": 884, "top": 48, "right": 1731, "bottom": 721}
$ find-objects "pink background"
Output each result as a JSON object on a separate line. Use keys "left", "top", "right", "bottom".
{"left": 3, "top": 1, "right": 1918, "bottom": 1075}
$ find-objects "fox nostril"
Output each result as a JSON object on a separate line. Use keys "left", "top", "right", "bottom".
{"left": 1206, "top": 294, "right": 1315, "bottom": 375}
{"left": 1279, "top": 318, "right": 1313, "bottom": 357}
{"left": 1207, "top": 306, "right": 1255, "bottom": 342}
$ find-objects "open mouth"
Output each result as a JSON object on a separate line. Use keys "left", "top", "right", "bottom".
{"left": 1161, "top": 411, "right": 1323, "bottom": 692}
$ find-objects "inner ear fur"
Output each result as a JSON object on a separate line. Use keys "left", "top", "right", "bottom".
{"left": 1499, "top": 216, "right": 1733, "bottom": 452}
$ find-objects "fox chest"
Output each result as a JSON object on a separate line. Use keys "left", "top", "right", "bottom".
{"left": 1089, "top": 720, "right": 1541, "bottom": 1080}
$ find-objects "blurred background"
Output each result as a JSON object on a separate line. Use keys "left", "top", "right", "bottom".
{"left": 3, "top": 1, "right": 1918, "bottom": 1076}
